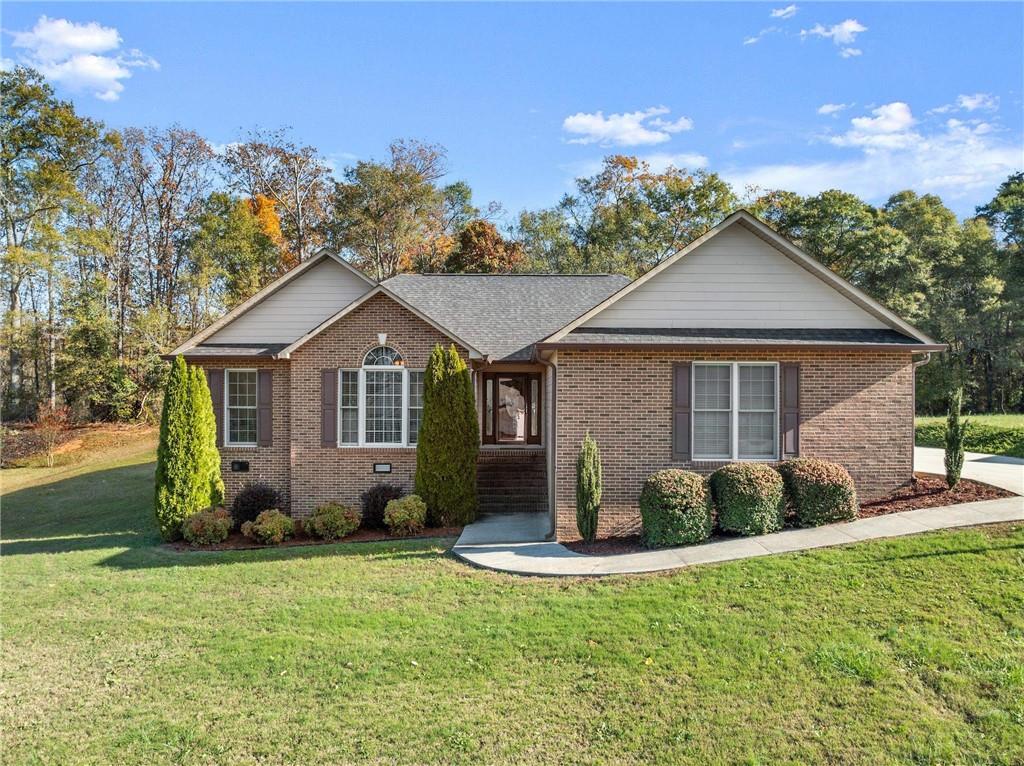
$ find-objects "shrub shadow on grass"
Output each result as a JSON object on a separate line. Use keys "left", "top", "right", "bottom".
{"left": 1, "top": 460, "right": 158, "bottom": 555}
{"left": 99, "top": 536, "right": 456, "bottom": 570}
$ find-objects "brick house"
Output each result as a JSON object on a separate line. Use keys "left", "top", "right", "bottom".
{"left": 171, "top": 210, "right": 944, "bottom": 540}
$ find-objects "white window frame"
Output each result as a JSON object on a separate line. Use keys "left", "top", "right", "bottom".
{"left": 692, "top": 361, "right": 779, "bottom": 461}
{"left": 337, "top": 347, "right": 423, "bottom": 448}
{"left": 225, "top": 368, "right": 258, "bottom": 447}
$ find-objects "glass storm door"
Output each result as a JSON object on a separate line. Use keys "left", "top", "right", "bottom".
{"left": 483, "top": 373, "right": 541, "bottom": 445}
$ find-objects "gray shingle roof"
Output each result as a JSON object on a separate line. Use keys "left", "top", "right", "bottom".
{"left": 185, "top": 343, "right": 289, "bottom": 357}
{"left": 383, "top": 274, "right": 631, "bottom": 360}
{"left": 553, "top": 328, "right": 931, "bottom": 347}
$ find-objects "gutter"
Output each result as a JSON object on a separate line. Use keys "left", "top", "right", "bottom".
{"left": 534, "top": 348, "right": 558, "bottom": 541}
{"left": 535, "top": 341, "right": 949, "bottom": 352}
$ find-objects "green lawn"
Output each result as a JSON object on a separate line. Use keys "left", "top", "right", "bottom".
{"left": 2, "top": 441, "right": 1023, "bottom": 765}
{"left": 916, "top": 413, "right": 1024, "bottom": 458}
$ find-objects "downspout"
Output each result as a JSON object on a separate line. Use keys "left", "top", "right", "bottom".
{"left": 911, "top": 352, "right": 933, "bottom": 477}
{"left": 536, "top": 349, "right": 558, "bottom": 540}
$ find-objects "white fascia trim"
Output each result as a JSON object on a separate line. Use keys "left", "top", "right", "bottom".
{"left": 275, "top": 285, "right": 484, "bottom": 360}
{"left": 541, "top": 210, "right": 937, "bottom": 346}
{"left": 168, "top": 251, "right": 377, "bottom": 356}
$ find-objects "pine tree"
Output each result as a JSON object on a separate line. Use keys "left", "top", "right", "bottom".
{"left": 415, "top": 344, "right": 480, "bottom": 525}
{"left": 576, "top": 432, "right": 602, "bottom": 541}
{"left": 944, "top": 387, "right": 968, "bottom": 489}
{"left": 190, "top": 365, "right": 225, "bottom": 508}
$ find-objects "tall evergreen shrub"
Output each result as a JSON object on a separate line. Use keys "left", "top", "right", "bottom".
{"left": 576, "top": 432, "right": 602, "bottom": 541}
{"left": 191, "top": 365, "right": 225, "bottom": 508}
{"left": 154, "top": 357, "right": 224, "bottom": 540}
{"left": 945, "top": 387, "right": 968, "bottom": 489}
{"left": 415, "top": 344, "right": 480, "bottom": 526}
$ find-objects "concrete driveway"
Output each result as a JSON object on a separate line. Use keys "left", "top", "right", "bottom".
{"left": 915, "top": 447, "right": 1023, "bottom": 495}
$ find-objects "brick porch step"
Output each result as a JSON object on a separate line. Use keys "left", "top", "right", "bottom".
{"left": 477, "top": 450, "right": 548, "bottom": 515}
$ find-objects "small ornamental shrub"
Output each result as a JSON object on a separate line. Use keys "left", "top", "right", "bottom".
{"left": 638, "top": 470, "right": 714, "bottom": 548}
{"left": 231, "top": 482, "right": 282, "bottom": 527}
{"left": 182, "top": 507, "right": 232, "bottom": 546}
{"left": 384, "top": 495, "right": 427, "bottom": 537}
{"left": 710, "top": 463, "right": 786, "bottom": 536}
{"left": 944, "top": 387, "right": 968, "bottom": 489}
{"left": 778, "top": 458, "right": 859, "bottom": 527}
{"left": 240, "top": 509, "right": 294, "bottom": 545}
{"left": 359, "top": 483, "right": 404, "bottom": 530}
{"left": 305, "top": 502, "right": 360, "bottom": 541}
{"left": 576, "top": 432, "right": 602, "bottom": 542}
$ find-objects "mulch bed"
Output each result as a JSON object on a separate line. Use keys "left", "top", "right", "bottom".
{"left": 167, "top": 526, "right": 463, "bottom": 552}
{"left": 565, "top": 472, "right": 1015, "bottom": 556}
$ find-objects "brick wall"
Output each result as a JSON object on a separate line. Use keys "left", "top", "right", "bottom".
{"left": 287, "top": 292, "right": 466, "bottom": 518}
{"left": 553, "top": 348, "right": 915, "bottom": 540}
{"left": 192, "top": 359, "right": 292, "bottom": 511}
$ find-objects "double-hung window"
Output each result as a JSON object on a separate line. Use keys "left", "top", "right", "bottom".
{"left": 339, "top": 346, "right": 423, "bottom": 447}
{"left": 692, "top": 362, "right": 778, "bottom": 460}
{"left": 226, "top": 369, "right": 258, "bottom": 446}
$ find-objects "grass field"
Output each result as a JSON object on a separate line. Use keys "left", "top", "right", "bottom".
{"left": 916, "top": 413, "right": 1024, "bottom": 458}
{"left": 2, "top": 434, "right": 1023, "bottom": 765}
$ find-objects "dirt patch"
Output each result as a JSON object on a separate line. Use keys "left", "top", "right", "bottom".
{"left": 1, "top": 422, "right": 156, "bottom": 468}
{"left": 565, "top": 472, "right": 1016, "bottom": 556}
{"left": 166, "top": 526, "right": 463, "bottom": 552}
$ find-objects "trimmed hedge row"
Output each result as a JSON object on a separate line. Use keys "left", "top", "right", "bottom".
{"left": 639, "top": 459, "right": 859, "bottom": 548}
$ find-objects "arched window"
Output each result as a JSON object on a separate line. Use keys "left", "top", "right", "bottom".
{"left": 338, "top": 346, "right": 422, "bottom": 447}
{"left": 364, "top": 346, "right": 403, "bottom": 367}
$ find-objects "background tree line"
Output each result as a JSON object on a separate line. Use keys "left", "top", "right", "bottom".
{"left": 3, "top": 65, "right": 1021, "bottom": 423}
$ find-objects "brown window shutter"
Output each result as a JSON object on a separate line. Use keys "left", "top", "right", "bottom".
{"left": 781, "top": 363, "right": 800, "bottom": 458}
{"left": 257, "top": 370, "right": 273, "bottom": 447}
{"left": 321, "top": 369, "right": 338, "bottom": 448}
{"left": 206, "top": 368, "right": 225, "bottom": 448}
{"left": 672, "top": 362, "right": 692, "bottom": 460}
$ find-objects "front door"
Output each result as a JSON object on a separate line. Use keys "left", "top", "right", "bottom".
{"left": 482, "top": 373, "right": 541, "bottom": 445}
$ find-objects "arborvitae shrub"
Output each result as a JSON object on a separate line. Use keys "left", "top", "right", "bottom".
{"left": 575, "top": 432, "right": 602, "bottom": 541}
{"left": 638, "top": 470, "right": 714, "bottom": 548}
{"left": 710, "top": 463, "right": 785, "bottom": 536}
{"left": 190, "top": 366, "right": 224, "bottom": 508}
{"left": 414, "top": 344, "right": 479, "bottom": 526}
{"left": 154, "top": 356, "right": 202, "bottom": 540}
{"left": 944, "top": 387, "right": 968, "bottom": 489}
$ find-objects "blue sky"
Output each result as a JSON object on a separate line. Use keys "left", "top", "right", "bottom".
{"left": 3, "top": 2, "right": 1022, "bottom": 218}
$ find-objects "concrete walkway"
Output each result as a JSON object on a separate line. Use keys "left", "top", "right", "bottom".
{"left": 454, "top": 451, "right": 1023, "bottom": 577}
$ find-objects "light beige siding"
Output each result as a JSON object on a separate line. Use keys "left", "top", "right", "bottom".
{"left": 209, "top": 259, "right": 372, "bottom": 343}
{"left": 582, "top": 226, "right": 888, "bottom": 329}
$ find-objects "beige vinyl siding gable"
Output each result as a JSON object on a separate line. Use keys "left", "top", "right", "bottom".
{"left": 208, "top": 259, "right": 373, "bottom": 344}
{"left": 581, "top": 225, "right": 888, "bottom": 330}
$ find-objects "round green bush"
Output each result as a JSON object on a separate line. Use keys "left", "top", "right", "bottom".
{"left": 305, "top": 502, "right": 360, "bottom": 541}
{"left": 181, "top": 507, "right": 232, "bottom": 546}
{"left": 638, "top": 470, "right": 714, "bottom": 548}
{"left": 710, "top": 463, "right": 785, "bottom": 536}
{"left": 240, "top": 509, "right": 294, "bottom": 545}
{"left": 384, "top": 495, "right": 427, "bottom": 537}
{"left": 777, "top": 458, "right": 859, "bottom": 527}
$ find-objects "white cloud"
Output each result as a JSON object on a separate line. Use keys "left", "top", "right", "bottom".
{"left": 957, "top": 92, "right": 999, "bottom": 111}
{"left": 562, "top": 106, "right": 694, "bottom": 147}
{"left": 743, "top": 26, "right": 780, "bottom": 45}
{"left": 801, "top": 19, "right": 867, "bottom": 55}
{"left": 770, "top": 5, "right": 798, "bottom": 20}
{"left": 728, "top": 100, "right": 1021, "bottom": 205}
{"left": 641, "top": 152, "right": 709, "bottom": 172}
{"left": 7, "top": 16, "right": 157, "bottom": 101}
{"left": 817, "top": 102, "right": 852, "bottom": 116}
